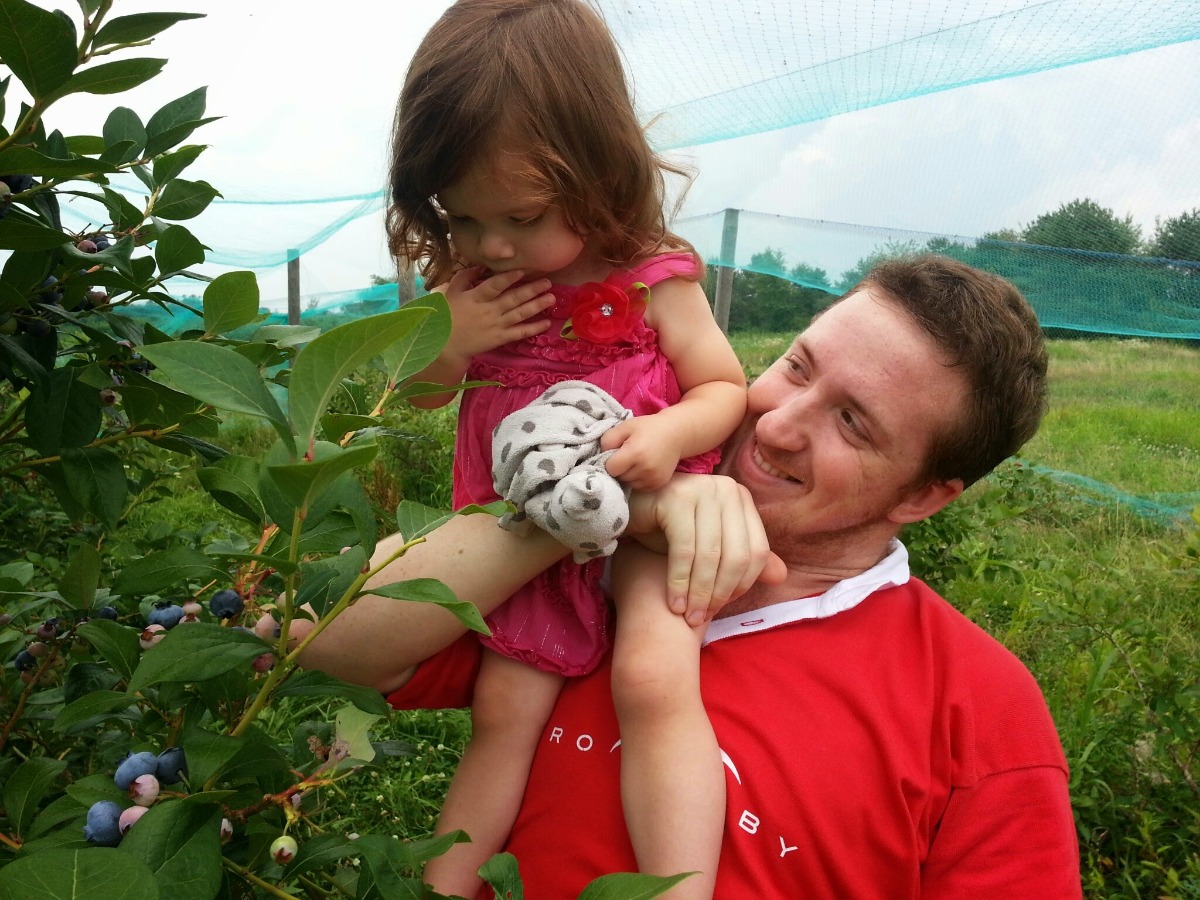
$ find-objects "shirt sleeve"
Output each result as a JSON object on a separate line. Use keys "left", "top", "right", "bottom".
{"left": 921, "top": 765, "right": 1082, "bottom": 899}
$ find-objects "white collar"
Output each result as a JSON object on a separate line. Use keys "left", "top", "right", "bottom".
{"left": 703, "top": 540, "right": 910, "bottom": 646}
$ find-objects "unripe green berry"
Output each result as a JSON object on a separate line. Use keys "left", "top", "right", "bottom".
{"left": 270, "top": 834, "right": 298, "bottom": 865}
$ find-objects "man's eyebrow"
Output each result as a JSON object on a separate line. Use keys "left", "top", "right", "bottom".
{"left": 803, "top": 334, "right": 888, "bottom": 443}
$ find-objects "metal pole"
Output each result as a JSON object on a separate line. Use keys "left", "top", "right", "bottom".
{"left": 713, "top": 208, "right": 739, "bottom": 334}
{"left": 398, "top": 259, "right": 417, "bottom": 307}
{"left": 287, "top": 250, "right": 300, "bottom": 325}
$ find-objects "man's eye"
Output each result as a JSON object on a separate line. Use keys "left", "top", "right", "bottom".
{"left": 784, "top": 355, "right": 807, "bottom": 378}
{"left": 840, "top": 410, "right": 866, "bottom": 439}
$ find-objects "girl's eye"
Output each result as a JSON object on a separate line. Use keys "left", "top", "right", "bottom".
{"left": 512, "top": 213, "right": 544, "bottom": 227}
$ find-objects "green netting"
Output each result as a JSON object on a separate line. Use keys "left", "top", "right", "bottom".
{"left": 677, "top": 210, "right": 1200, "bottom": 340}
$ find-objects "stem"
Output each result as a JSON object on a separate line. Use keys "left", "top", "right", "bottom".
{"left": 0, "top": 832, "right": 21, "bottom": 852}
{"left": 0, "top": 423, "right": 185, "bottom": 476}
{"left": 221, "top": 857, "right": 296, "bottom": 900}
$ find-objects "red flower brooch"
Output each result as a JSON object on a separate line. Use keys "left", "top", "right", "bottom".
{"left": 560, "top": 281, "right": 650, "bottom": 344}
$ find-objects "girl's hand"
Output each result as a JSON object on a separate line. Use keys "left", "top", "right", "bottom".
{"left": 626, "top": 473, "right": 787, "bottom": 625}
{"left": 600, "top": 415, "right": 682, "bottom": 491}
{"left": 441, "top": 267, "right": 556, "bottom": 363}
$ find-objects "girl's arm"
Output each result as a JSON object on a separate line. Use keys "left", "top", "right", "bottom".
{"left": 602, "top": 277, "right": 747, "bottom": 488}
{"left": 408, "top": 267, "right": 557, "bottom": 408}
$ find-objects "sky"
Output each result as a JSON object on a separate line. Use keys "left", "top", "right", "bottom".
{"left": 16, "top": 1, "right": 1200, "bottom": 309}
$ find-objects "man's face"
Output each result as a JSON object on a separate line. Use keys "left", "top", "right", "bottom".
{"left": 721, "top": 286, "right": 968, "bottom": 553}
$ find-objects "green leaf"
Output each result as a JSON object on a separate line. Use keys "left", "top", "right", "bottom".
{"left": 78, "top": 618, "right": 141, "bottom": 681}
{"left": 116, "top": 800, "right": 223, "bottom": 900}
{"left": 395, "top": 499, "right": 507, "bottom": 543}
{"left": 0, "top": 217, "right": 73, "bottom": 250}
{"left": 153, "top": 223, "right": 207, "bottom": 273}
{"left": 202, "top": 270, "right": 258, "bottom": 335}
{"left": 368, "top": 578, "right": 490, "bottom": 635}
{"left": 378, "top": 291, "right": 452, "bottom": 385}
{"left": 288, "top": 305, "right": 440, "bottom": 454}
{"left": 111, "top": 546, "right": 226, "bottom": 596}
{"left": 272, "top": 670, "right": 391, "bottom": 716}
{"left": 2, "top": 756, "right": 66, "bottom": 839}
{"left": 28, "top": 792, "right": 86, "bottom": 839}
{"left": 0, "top": 848, "right": 160, "bottom": 900}
{"left": 333, "top": 704, "right": 380, "bottom": 765}
{"left": 0, "top": 146, "right": 120, "bottom": 178}
{"left": 151, "top": 143, "right": 206, "bottom": 187}
{"left": 94, "top": 12, "right": 205, "bottom": 46}
{"left": 254, "top": 323, "right": 320, "bottom": 346}
{"left": 144, "top": 87, "right": 207, "bottom": 145}
{"left": 24, "top": 366, "right": 102, "bottom": 456}
{"left": 61, "top": 446, "right": 126, "bottom": 528}
{"left": 0, "top": 0, "right": 77, "bottom": 97}
{"left": 58, "top": 542, "right": 101, "bottom": 609}
{"left": 267, "top": 442, "right": 377, "bottom": 514}
{"left": 128, "top": 622, "right": 267, "bottom": 691}
{"left": 102, "top": 106, "right": 146, "bottom": 162}
{"left": 137, "top": 340, "right": 294, "bottom": 455}
{"left": 179, "top": 727, "right": 243, "bottom": 790}
{"left": 54, "top": 689, "right": 136, "bottom": 733}
{"left": 281, "top": 832, "right": 361, "bottom": 881}
{"left": 479, "top": 852, "right": 524, "bottom": 900}
{"left": 55, "top": 58, "right": 166, "bottom": 97}
{"left": 154, "top": 178, "right": 218, "bottom": 220}
{"left": 196, "top": 454, "right": 267, "bottom": 527}
{"left": 577, "top": 872, "right": 693, "bottom": 899}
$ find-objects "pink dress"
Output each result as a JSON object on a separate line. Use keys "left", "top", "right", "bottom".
{"left": 452, "top": 252, "right": 720, "bottom": 676}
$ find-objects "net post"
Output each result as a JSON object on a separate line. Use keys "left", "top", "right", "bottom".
{"left": 287, "top": 249, "right": 301, "bottom": 325}
{"left": 713, "top": 208, "right": 739, "bottom": 333}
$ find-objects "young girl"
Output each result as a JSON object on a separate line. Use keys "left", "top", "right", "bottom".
{"left": 389, "top": 2, "right": 746, "bottom": 896}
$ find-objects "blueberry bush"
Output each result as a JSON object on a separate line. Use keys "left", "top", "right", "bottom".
{"left": 0, "top": 2, "right": 678, "bottom": 897}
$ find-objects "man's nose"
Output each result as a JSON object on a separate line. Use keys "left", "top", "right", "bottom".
{"left": 756, "top": 394, "right": 812, "bottom": 451}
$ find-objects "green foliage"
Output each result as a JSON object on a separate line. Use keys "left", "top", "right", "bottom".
{"left": 708, "top": 247, "right": 834, "bottom": 333}
{"left": 0, "top": 3, "right": 652, "bottom": 897}
{"left": 1149, "top": 208, "right": 1200, "bottom": 265}
{"left": 1022, "top": 198, "right": 1143, "bottom": 255}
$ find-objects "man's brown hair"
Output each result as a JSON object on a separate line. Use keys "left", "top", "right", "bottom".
{"left": 387, "top": 0, "right": 698, "bottom": 286}
{"left": 856, "top": 254, "right": 1049, "bottom": 487}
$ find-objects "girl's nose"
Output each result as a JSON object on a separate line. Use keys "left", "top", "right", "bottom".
{"left": 479, "top": 231, "right": 515, "bottom": 262}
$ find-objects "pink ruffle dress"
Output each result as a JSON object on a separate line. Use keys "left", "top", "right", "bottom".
{"left": 452, "top": 252, "right": 720, "bottom": 676}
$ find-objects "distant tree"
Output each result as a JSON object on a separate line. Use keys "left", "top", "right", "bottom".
{"left": 1021, "top": 198, "right": 1141, "bottom": 255}
{"left": 836, "top": 240, "right": 923, "bottom": 292}
{"left": 1148, "top": 209, "right": 1200, "bottom": 264}
{"left": 719, "top": 248, "right": 833, "bottom": 333}
{"left": 982, "top": 228, "right": 1022, "bottom": 243}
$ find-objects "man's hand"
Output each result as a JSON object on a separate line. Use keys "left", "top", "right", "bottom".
{"left": 627, "top": 473, "right": 787, "bottom": 626}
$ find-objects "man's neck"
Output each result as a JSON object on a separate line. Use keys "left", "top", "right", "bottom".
{"left": 716, "top": 532, "right": 898, "bottom": 619}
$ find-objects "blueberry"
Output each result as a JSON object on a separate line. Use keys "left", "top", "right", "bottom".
{"left": 270, "top": 834, "right": 298, "bottom": 865}
{"left": 155, "top": 746, "right": 187, "bottom": 785}
{"left": 209, "top": 589, "right": 244, "bottom": 620}
{"left": 76, "top": 239, "right": 98, "bottom": 253}
{"left": 0, "top": 613, "right": 12, "bottom": 627}
{"left": 1, "top": 174, "right": 34, "bottom": 193}
{"left": 147, "top": 602, "right": 184, "bottom": 629}
{"left": 94, "top": 606, "right": 119, "bottom": 620}
{"left": 114, "top": 751, "right": 159, "bottom": 790}
{"left": 94, "top": 237, "right": 111, "bottom": 251}
{"left": 83, "top": 800, "right": 123, "bottom": 846}
{"left": 35, "top": 619, "right": 60, "bottom": 641}
{"left": 37, "top": 276, "right": 63, "bottom": 305}
{"left": 139, "top": 624, "right": 166, "bottom": 649}
{"left": 13, "top": 649, "right": 36, "bottom": 672}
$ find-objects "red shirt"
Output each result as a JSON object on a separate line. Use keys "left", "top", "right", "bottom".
{"left": 390, "top": 551, "right": 1081, "bottom": 898}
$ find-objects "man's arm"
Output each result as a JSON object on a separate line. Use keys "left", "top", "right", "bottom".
{"left": 921, "top": 766, "right": 1082, "bottom": 898}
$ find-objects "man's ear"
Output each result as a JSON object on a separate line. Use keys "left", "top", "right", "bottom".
{"left": 888, "top": 478, "right": 964, "bottom": 525}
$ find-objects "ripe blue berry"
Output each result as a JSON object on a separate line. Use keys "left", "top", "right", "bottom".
{"left": 147, "top": 602, "right": 184, "bottom": 629}
{"left": 94, "top": 606, "right": 119, "bottom": 620}
{"left": 83, "top": 800, "right": 123, "bottom": 846}
{"left": 114, "top": 751, "right": 159, "bottom": 790}
{"left": 209, "top": 589, "right": 244, "bottom": 620}
{"left": 156, "top": 746, "right": 187, "bottom": 785}
{"left": 13, "top": 649, "right": 36, "bottom": 672}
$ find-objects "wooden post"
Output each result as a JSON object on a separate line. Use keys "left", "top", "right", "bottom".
{"left": 397, "top": 259, "right": 417, "bottom": 307}
{"left": 287, "top": 250, "right": 301, "bottom": 325}
{"left": 713, "top": 208, "right": 739, "bottom": 334}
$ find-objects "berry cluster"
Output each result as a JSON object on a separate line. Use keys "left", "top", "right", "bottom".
{"left": 82, "top": 747, "right": 188, "bottom": 846}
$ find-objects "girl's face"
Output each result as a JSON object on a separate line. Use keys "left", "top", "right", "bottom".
{"left": 437, "top": 152, "right": 599, "bottom": 285}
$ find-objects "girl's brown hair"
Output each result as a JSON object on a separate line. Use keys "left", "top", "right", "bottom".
{"left": 387, "top": 0, "right": 699, "bottom": 286}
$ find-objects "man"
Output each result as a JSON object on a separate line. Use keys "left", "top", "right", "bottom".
{"left": 295, "top": 255, "right": 1081, "bottom": 897}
